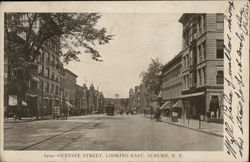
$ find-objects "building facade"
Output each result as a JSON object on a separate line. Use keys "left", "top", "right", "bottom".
{"left": 63, "top": 69, "right": 77, "bottom": 115}
{"left": 161, "top": 52, "right": 183, "bottom": 116}
{"left": 179, "top": 13, "right": 224, "bottom": 120}
{"left": 36, "top": 36, "right": 62, "bottom": 118}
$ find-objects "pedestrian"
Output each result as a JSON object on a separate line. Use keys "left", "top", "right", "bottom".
{"left": 149, "top": 106, "right": 153, "bottom": 120}
{"left": 4, "top": 109, "right": 8, "bottom": 120}
{"left": 14, "top": 113, "right": 17, "bottom": 121}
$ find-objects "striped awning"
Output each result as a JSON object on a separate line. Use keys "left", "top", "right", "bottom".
{"left": 159, "top": 101, "right": 171, "bottom": 110}
{"left": 66, "top": 101, "right": 73, "bottom": 108}
{"left": 8, "top": 95, "right": 27, "bottom": 106}
{"left": 173, "top": 100, "right": 183, "bottom": 108}
{"left": 157, "top": 91, "right": 162, "bottom": 99}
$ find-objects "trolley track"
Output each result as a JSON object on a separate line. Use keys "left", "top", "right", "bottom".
{"left": 20, "top": 117, "right": 102, "bottom": 150}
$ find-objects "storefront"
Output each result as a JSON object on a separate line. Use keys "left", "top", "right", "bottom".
{"left": 181, "top": 92, "right": 206, "bottom": 120}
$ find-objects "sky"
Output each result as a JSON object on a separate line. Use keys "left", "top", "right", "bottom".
{"left": 65, "top": 13, "right": 183, "bottom": 98}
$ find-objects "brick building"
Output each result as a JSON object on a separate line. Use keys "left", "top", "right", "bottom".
{"left": 160, "top": 52, "right": 183, "bottom": 116}
{"left": 62, "top": 69, "right": 77, "bottom": 115}
{"left": 36, "top": 36, "right": 62, "bottom": 117}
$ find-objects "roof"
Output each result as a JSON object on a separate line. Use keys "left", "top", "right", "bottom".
{"left": 178, "top": 13, "right": 194, "bottom": 24}
{"left": 64, "top": 69, "right": 78, "bottom": 78}
{"left": 161, "top": 52, "right": 182, "bottom": 72}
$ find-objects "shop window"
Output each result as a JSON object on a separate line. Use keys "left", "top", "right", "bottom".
{"left": 209, "top": 96, "right": 219, "bottom": 112}
{"left": 216, "top": 71, "right": 224, "bottom": 84}
{"left": 216, "top": 40, "right": 224, "bottom": 58}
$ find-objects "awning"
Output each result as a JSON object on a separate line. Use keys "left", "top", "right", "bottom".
{"left": 173, "top": 100, "right": 183, "bottom": 108}
{"left": 27, "top": 93, "right": 37, "bottom": 97}
{"left": 32, "top": 76, "right": 40, "bottom": 82}
{"left": 180, "top": 92, "right": 204, "bottom": 98}
{"left": 157, "top": 91, "right": 162, "bottom": 99}
{"left": 8, "top": 95, "right": 27, "bottom": 106}
{"left": 159, "top": 101, "right": 171, "bottom": 110}
{"left": 66, "top": 101, "right": 73, "bottom": 108}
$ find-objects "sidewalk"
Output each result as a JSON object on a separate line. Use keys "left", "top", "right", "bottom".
{"left": 161, "top": 117, "right": 223, "bottom": 137}
{"left": 4, "top": 115, "right": 53, "bottom": 123}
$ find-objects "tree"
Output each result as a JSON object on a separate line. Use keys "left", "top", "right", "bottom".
{"left": 140, "top": 58, "right": 163, "bottom": 96}
{"left": 4, "top": 13, "right": 113, "bottom": 118}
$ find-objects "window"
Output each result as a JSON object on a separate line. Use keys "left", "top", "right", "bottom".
{"left": 198, "top": 69, "right": 202, "bottom": 85}
{"left": 45, "top": 82, "right": 49, "bottom": 93}
{"left": 217, "top": 23, "right": 224, "bottom": 30}
{"left": 216, "top": 13, "right": 224, "bottom": 23}
{"left": 216, "top": 71, "right": 224, "bottom": 84}
{"left": 56, "top": 85, "right": 59, "bottom": 95}
{"left": 44, "top": 52, "right": 47, "bottom": 63}
{"left": 183, "top": 57, "right": 186, "bottom": 69}
{"left": 51, "top": 72, "right": 54, "bottom": 80}
{"left": 30, "top": 81, "right": 37, "bottom": 90}
{"left": 52, "top": 56, "right": 55, "bottom": 65}
{"left": 51, "top": 84, "right": 54, "bottom": 94}
{"left": 198, "top": 45, "right": 202, "bottom": 62}
{"left": 198, "top": 16, "right": 202, "bottom": 34}
{"left": 216, "top": 40, "right": 224, "bottom": 58}
{"left": 47, "top": 54, "right": 50, "bottom": 63}
{"left": 37, "top": 65, "right": 42, "bottom": 74}
{"left": 202, "top": 14, "right": 206, "bottom": 30}
{"left": 202, "top": 41, "right": 206, "bottom": 59}
{"left": 203, "top": 67, "right": 206, "bottom": 84}
{"left": 45, "top": 67, "right": 49, "bottom": 78}
{"left": 40, "top": 81, "right": 44, "bottom": 92}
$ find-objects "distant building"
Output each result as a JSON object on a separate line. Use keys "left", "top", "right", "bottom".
{"left": 63, "top": 69, "right": 77, "bottom": 115}
{"left": 88, "top": 83, "right": 95, "bottom": 113}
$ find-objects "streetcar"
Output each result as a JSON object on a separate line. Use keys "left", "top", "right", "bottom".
{"left": 105, "top": 104, "right": 115, "bottom": 116}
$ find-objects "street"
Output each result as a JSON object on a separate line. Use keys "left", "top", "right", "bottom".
{"left": 4, "top": 114, "right": 223, "bottom": 151}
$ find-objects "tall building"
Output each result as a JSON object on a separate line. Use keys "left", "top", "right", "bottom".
{"left": 5, "top": 13, "right": 64, "bottom": 118}
{"left": 63, "top": 69, "right": 77, "bottom": 115}
{"left": 179, "top": 13, "right": 224, "bottom": 120}
{"left": 36, "top": 36, "right": 62, "bottom": 117}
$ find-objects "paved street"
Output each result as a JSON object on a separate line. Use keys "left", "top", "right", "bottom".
{"left": 4, "top": 114, "right": 223, "bottom": 151}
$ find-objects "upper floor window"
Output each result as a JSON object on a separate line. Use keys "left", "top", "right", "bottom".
{"left": 198, "top": 45, "right": 202, "bottom": 62}
{"left": 216, "top": 40, "right": 224, "bottom": 58}
{"left": 44, "top": 67, "right": 49, "bottom": 78}
{"left": 202, "top": 14, "right": 206, "bottom": 30}
{"left": 216, "top": 71, "right": 224, "bottom": 84}
{"left": 216, "top": 13, "right": 224, "bottom": 23}
{"left": 202, "top": 41, "right": 206, "bottom": 59}
{"left": 51, "top": 84, "right": 54, "bottom": 94}
{"left": 45, "top": 82, "right": 49, "bottom": 93}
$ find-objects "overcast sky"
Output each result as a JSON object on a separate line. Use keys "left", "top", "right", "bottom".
{"left": 65, "top": 13, "right": 183, "bottom": 98}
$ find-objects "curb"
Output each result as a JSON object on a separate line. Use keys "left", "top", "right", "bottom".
{"left": 4, "top": 118, "right": 52, "bottom": 124}
{"left": 162, "top": 120, "right": 224, "bottom": 138}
